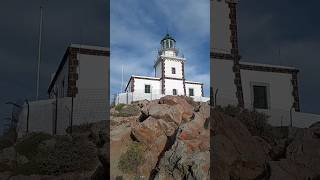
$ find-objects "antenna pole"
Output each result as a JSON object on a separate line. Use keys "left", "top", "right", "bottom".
{"left": 121, "top": 65, "right": 124, "bottom": 92}
{"left": 36, "top": 6, "right": 44, "bottom": 100}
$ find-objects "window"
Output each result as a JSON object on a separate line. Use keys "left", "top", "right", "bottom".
{"left": 145, "top": 85, "right": 151, "bottom": 93}
{"left": 172, "top": 89, "right": 177, "bottom": 95}
{"left": 172, "top": 67, "right": 176, "bottom": 74}
{"left": 189, "top": 88, "right": 194, "bottom": 96}
{"left": 253, "top": 85, "right": 268, "bottom": 109}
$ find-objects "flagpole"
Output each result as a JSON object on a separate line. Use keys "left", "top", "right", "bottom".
{"left": 121, "top": 65, "right": 124, "bottom": 93}
{"left": 36, "top": 6, "right": 43, "bottom": 100}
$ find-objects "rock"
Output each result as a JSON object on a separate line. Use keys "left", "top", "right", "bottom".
{"left": 138, "top": 134, "right": 167, "bottom": 178}
{"left": 17, "top": 153, "right": 29, "bottom": 165}
{"left": 110, "top": 122, "right": 132, "bottom": 179}
{"left": 0, "top": 172, "right": 11, "bottom": 180}
{"left": 155, "top": 103, "right": 210, "bottom": 180}
{"left": 97, "top": 144, "right": 109, "bottom": 178}
{"left": 132, "top": 99, "right": 150, "bottom": 108}
{"left": 269, "top": 159, "right": 315, "bottom": 180}
{"left": 148, "top": 104, "right": 183, "bottom": 125}
{"left": 211, "top": 111, "right": 269, "bottom": 180}
{"left": 110, "top": 107, "right": 118, "bottom": 116}
{"left": 159, "top": 96, "right": 194, "bottom": 121}
{"left": 132, "top": 117, "right": 166, "bottom": 145}
{"left": 0, "top": 147, "right": 16, "bottom": 171}
{"left": 286, "top": 126, "right": 320, "bottom": 175}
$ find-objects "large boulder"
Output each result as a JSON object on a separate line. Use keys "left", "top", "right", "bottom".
{"left": 269, "top": 159, "right": 315, "bottom": 180}
{"left": 148, "top": 104, "right": 184, "bottom": 126}
{"left": 211, "top": 111, "right": 269, "bottom": 180}
{"left": 159, "top": 96, "right": 194, "bottom": 121}
{"left": 0, "top": 147, "right": 16, "bottom": 172}
{"left": 285, "top": 125, "right": 320, "bottom": 177}
{"left": 154, "top": 102, "right": 210, "bottom": 180}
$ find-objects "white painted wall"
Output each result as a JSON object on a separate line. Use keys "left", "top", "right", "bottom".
{"left": 164, "top": 59, "right": 183, "bottom": 79}
{"left": 133, "top": 78, "right": 162, "bottom": 95}
{"left": 211, "top": 0, "right": 232, "bottom": 53}
{"left": 240, "top": 69, "right": 294, "bottom": 111}
{"left": 164, "top": 79, "right": 184, "bottom": 95}
{"left": 212, "top": 59, "right": 238, "bottom": 106}
{"left": 77, "top": 53, "right": 108, "bottom": 93}
{"left": 185, "top": 83, "right": 202, "bottom": 97}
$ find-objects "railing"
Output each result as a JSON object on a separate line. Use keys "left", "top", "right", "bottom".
{"left": 115, "top": 91, "right": 210, "bottom": 105}
{"left": 212, "top": 94, "right": 320, "bottom": 128}
{"left": 17, "top": 89, "right": 108, "bottom": 136}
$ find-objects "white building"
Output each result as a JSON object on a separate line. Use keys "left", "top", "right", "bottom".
{"left": 116, "top": 34, "right": 209, "bottom": 104}
{"left": 211, "top": 0, "right": 320, "bottom": 127}
{"left": 17, "top": 44, "right": 110, "bottom": 136}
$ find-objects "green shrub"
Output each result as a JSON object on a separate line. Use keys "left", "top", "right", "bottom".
{"left": 215, "top": 105, "right": 270, "bottom": 137}
{"left": 34, "top": 136, "right": 97, "bottom": 175}
{"left": 15, "top": 132, "right": 52, "bottom": 159}
{"left": 0, "top": 127, "right": 17, "bottom": 150}
{"left": 115, "top": 104, "right": 126, "bottom": 111}
{"left": 14, "top": 134, "right": 97, "bottom": 175}
{"left": 0, "top": 138, "right": 14, "bottom": 151}
{"left": 114, "top": 104, "right": 140, "bottom": 117}
{"left": 118, "top": 142, "right": 145, "bottom": 174}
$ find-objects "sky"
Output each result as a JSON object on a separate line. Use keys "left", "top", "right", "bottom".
{"left": 110, "top": 0, "right": 210, "bottom": 99}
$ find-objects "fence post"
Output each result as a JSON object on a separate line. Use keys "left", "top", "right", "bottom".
{"left": 25, "top": 99, "right": 29, "bottom": 133}
{"left": 290, "top": 107, "right": 293, "bottom": 127}
{"left": 126, "top": 92, "right": 128, "bottom": 104}
{"left": 54, "top": 94, "right": 58, "bottom": 135}
{"left": 70, "top": 96, "right": 74, "bottom": 134}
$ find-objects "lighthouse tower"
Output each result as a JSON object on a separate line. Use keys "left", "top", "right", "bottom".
{"left": 154, "top": 33, "right": 187, "bottom": 95}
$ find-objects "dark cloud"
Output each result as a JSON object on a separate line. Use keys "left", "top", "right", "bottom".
{"left": 238, "top": 0, "right": 320, "bottom": 114}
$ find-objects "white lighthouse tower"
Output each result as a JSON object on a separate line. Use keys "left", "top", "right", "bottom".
{"left": 154, "top": 33, "right": 186, "bottom": 95}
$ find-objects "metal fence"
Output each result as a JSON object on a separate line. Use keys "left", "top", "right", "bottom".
{"left": 211, "top": 94, "right": 320, "bottom": 128}
{"left": 115, "top": 91, "right": 210, "bottom": 105}
{"left": 17, "top": 89, "right": 108, "bottom": 136}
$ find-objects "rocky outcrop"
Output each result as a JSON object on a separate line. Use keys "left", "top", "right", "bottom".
{"left": 211, "top": 111, "right": 270, "bottom": 180}
{"left": 154, "top": 102, "right": 210, "bottom": 180}
{"left": 211, "top": 108, "right": 320, "bottom": 180}
{"left": 110, "top": 96, "right": 210, "bottom": 179}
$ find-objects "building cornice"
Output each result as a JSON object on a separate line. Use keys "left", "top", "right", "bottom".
{"left": 239, "top": 63, "right": 299, "bottom": 74}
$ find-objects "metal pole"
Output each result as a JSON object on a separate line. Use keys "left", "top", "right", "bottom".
{"left": 25, "top": 99, "right": 29, "bottom": 133}
{"left": 121, "top": 65, "right": 124, "bottom": 93}
{"left": 214, "top": 89, "right": 219, "bottom": 107}
{"left": 54, "top": 90, "right": 58, "bottom": 135}
{"left": 36, "top": 6, "right": 44, "bottom": 100}
{"left": 70, "top": 96, "right": 74, "bottom": 134}
{"left": 150, "top": 85, "right": 152, "bottom": 100}
{"left": 290, "top": 107, "right": 293, "bottom": 127}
